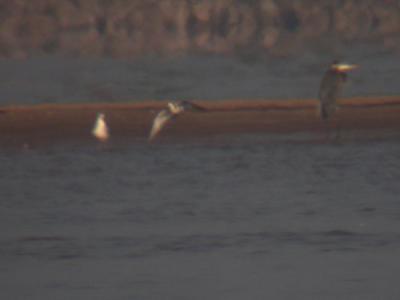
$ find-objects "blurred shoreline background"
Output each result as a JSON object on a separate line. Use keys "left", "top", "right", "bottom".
{"left": 0, "top": 1, "right": 400, "bottom": 105}
{"left": 0, "top": 0, "right": 400, "bottom": 59}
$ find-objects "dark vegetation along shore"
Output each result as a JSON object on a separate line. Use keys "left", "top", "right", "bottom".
{"left": 0, "top": 96, "right": 400, "bottom": 146}
{"left": 1, "top": 0, "right": 400, "bottom": 59}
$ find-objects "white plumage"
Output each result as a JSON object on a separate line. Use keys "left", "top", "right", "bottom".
{"left": 148, "top": 100, "right": 205, "bottom": 141}
{"left": 92, "top": 113, "right": 109, "bottom": 142}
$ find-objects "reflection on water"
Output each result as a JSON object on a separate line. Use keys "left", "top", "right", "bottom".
{"left": 1, "top": 135, "right": 400, "bottom": 299}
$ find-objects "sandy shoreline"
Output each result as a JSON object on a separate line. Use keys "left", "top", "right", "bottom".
{"left": 1, "top": 96, "right": 400, "bottom": 146}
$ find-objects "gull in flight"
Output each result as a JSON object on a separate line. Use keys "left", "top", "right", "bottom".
{"left": 148, "top": 100, "right": 205, "bottom": 141}
{"left": 92, "top": 113, "right": 109, "bottom": 142}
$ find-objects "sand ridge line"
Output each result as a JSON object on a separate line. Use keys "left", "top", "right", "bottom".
{"left": 1, "top": 96, "right": 400, "bottom": 113}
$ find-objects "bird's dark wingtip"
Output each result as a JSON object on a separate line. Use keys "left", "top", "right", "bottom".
{"left": 191, "top": 102, "right": 207, "bottom": 111}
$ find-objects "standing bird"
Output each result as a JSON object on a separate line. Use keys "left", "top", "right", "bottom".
{"left": 148, "top": 100, "right": 205, "bottom": 141}
{"left": 92, "top": 112, "right": 109, "bottom": 142}
{"left": 318, "top": 61, "right": 358, "bottom": 120}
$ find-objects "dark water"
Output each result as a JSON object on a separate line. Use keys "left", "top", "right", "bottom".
{"left": 1, "top": 135, "right": 400, "bottom": 299}
{"left": 1, "top": 47, "right": 400, "bottom": 299}
{"left": 0, "top": 45, "right": 399, "bottom": 104}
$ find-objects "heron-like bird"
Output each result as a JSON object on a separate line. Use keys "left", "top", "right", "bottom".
{"left": 92, "top": 112, "right": 109, "bottom": 142}
{"left": 318, "top": 61, "right": 358, "bottom": 120}
{"left": 148, "top": 100, "right": 205, "bottom": 141}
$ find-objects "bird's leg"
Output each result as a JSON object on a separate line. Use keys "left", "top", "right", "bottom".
{"left": 317, "top": 119, "right": 331, "bottom": 143}
{"left": 333, "top": 121, "right": 342, "bottom": 142}
{"left": 331, "top": 116, "right": 342, "bottom": 143}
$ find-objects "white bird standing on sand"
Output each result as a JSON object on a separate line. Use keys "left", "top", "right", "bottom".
{"left": 148, "top": 100, "right": 205, "bottom": 141}
{"left": 92, "top": 113, "right": 109, "bottom": 142}
{"left": 318, "top": 61, "right": 359, "bottom": 120}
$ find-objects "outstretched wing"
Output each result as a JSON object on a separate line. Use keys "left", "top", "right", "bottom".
{"left": 148, "top": 109, "right": 174, "bottom": 141}
{"left": 182, "top": 101, "right": 206, "bottom": 112}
